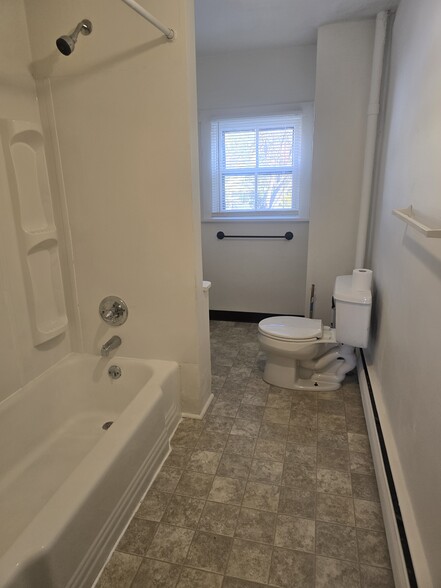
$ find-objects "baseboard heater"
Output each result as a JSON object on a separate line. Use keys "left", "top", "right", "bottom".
{"left": 358, "top": 350, "right": 418, "bottom": 588}
{"left": 209, "top": 310, "right": 303, "bottom": 323}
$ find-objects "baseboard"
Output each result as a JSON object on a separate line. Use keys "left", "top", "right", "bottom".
{"left": 357, "top": 351, "right": 420, "bottom": 588}
{"left": 182, "top": 393, "right": 214, "bottom": 420}
{"left": 209, "top": 310, "right": 303, "bottom": 323}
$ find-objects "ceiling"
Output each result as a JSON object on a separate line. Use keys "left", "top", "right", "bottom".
{"left": 195, "top": 0, "right": 399, "bottom": 54}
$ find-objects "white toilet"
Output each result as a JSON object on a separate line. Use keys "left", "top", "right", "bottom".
{"left": 258, "top": 274, "right": 372, "bottom": 391}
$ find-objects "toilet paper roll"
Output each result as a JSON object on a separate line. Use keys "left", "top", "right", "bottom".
{"left": 352, "top": 268, "right": 373, "bottom": 291}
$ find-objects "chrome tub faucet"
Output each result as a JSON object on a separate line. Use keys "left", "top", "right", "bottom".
{"left": 101, "top": 335, "right": 122, "bottom": 357}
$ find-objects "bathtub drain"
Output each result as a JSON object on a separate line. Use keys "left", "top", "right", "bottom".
{"left": 102, "top": 421, "right": 114, "bottom": 430}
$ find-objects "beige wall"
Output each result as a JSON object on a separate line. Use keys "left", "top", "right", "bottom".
{"left": 24, "top": 0, "right": 210, "bottom": 414}
{"left": 0, "top": 0, "right": 73, "bottom": 403}
{"left": 306, "top": 21, "right": 375, "bottom": 323}
{"left": 367, "top": 0, "right": 441, "bottom": 584}
{"left": 197, "top": 45, "right": 316, "bottom": 314}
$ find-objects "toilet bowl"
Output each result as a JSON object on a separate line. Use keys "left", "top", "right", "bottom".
{"left": 258, "top": 274, "right": 372, "bottom": 391}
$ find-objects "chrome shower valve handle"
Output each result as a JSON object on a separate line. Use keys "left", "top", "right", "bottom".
{"left": 99, "top": 296, "right": 128, "bottom": 326}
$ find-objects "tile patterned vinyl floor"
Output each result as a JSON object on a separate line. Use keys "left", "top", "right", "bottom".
{"left": 96, "top": 321, "right": 395, "bottom": 588}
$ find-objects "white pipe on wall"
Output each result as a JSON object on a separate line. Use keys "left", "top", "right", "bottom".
{"left": 120, "top": 0, "right": 175, "bottom": 40}
{"left": 354, "top": 11, "right": 389, "bottom": 268}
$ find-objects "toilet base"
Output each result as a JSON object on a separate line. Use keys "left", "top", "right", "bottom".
{"left": 262, "top": 361, "right": 341, "bottom": 391}
{"left": 262, "top": 343, "right": 356, "bottom": 391}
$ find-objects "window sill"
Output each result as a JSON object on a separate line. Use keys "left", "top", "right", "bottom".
{"left": 202, "top": 216, "right": 310, "bottom": 223}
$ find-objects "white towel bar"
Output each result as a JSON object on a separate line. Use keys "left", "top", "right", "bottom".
{"left": 392, "top": 206, "right": 441, "bottom": 238}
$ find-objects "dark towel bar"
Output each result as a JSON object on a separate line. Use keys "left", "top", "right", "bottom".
{"left": 216, "top": 231, "right": 293, "bottom": 240}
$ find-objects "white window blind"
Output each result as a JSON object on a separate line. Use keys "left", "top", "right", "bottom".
{"left": 210, "top": 114, "right": 303, "bottom": 217}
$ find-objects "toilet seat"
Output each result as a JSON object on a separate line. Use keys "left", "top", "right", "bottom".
{"left": 259, "top": 316, "right": 323, "bottom": 342}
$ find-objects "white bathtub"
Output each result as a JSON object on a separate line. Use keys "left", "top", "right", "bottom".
{"left": 0, "top": 353, "right": 181, "bottom": 588}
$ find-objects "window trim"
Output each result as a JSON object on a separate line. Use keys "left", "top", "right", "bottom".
{"left": 199, "top": 103, "right": 314, "bottom": 222}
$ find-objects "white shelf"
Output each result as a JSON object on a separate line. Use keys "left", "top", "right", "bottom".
{"left": 392, "top": 206, "right": 441, "bottom": 238}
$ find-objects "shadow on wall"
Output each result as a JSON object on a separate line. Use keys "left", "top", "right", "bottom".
{"left": 403, "top": 231, "right": 441, "bottom": 281}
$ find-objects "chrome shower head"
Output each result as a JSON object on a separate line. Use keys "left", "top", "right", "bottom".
{"left": 56, "top": 19, "right": 92, "bottom": 56}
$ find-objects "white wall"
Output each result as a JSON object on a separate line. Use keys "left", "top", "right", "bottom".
{"left": 305, "top": 21, "right": 375, "bottom": 323}
{"left": 197, "top": 45, "right": 316, "bottom": 314}
{"left": 25, "top": 0, "right": 211, "bottom": 415}
{"left": 367, "top": 1, "right": 441, "bottom": 584}
{"left": 0, "top": 0, "right": 73, "bottom": 404}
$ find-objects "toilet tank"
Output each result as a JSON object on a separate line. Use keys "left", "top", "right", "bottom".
{"left": 334, "top": 275, "right": 372, "bottom": 348}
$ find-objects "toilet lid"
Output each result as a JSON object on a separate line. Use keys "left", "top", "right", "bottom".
{"left": 259, "top": 316, "right": 323, "bottom": 341}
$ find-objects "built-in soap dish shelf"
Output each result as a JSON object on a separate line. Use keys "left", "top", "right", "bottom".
{"left": 23, "top": 228, "right": 58, "bottom": 252}
{"left": 392, "top": 206, "right": 441, "bottom": 238}
{"left": 0, "top": 118, "right": 68, "bottom": 346}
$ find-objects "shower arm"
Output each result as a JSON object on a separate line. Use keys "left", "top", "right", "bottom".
{"left": 120, "top": 0, "right": 175, "bottom": 40}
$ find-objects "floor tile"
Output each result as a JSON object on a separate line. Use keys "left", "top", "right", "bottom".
{"left": 222, "top": 577, "right": 264, "bottom": 588}
{"left": 360, "top": 564, "right": 395, "bottom": 587}
{"left": 242, "top": 481, "right": 280, "bottom": 512}
{"left": 242, "top": 389, "right": 268, "bottom": 407}
{"left": 171, "top": 429, "right": 201, "bottom": 448}
{"left": 357, "top": 529, "right": 392, "bottom": 568}
{"left": 198, "top": 501, "right": 240, "bottom": 536}
{"left": 315, "top": 556, "right": 361, "bottom": 588}
{"left": 230, "top": 418, "right": 261, "bottom": 438}
{"left": 137, "top": 490, "right": 172, "bottom": 522}
{"left": 287, "top": 425, "right": 317, "bottom": 446}
{"left": 318, "top": 413, "right": 347, "bottom": 432}
{"left": 211, "top": 399, "right": 240, "bottom": 418}
{"left": 259, "top": 421, "right": 289, "bottom": 441}
{"left": 318, "top": 399, "right": 346, "bottom": 416}
{"left": 263, "top": 407, "right": 290, "bottom": 425}
{"left": 185, "top": 530, "right": 232, "bottom": 574}
{"left": 316, "top": 521, "right": 358, "bottom": 562}
{"left": 187, "top": 450, "right": 222, "bottom": 474}
{"left": 117, "top": 518, "right": 158, "bottom": 556}
{"left": 196, "top": 431, "right": 229, "bottom": 452}
{"left": 318, "top": 430, "right": 349, "bottom": 450}
{"left": 224, "top": 434, "right": 256, "bottom": 457}
{"left": 354, "top": 499, "right": 385, "bottom": 531}
{"left": 351, "top": 473, "right": 380, "bottom": 502}
{"left": 204, "top": 416, "right": 236, "bottom": 435}
{"left": 316, "top": 493, "right": 355, "bottom": 526}
{"left": 317, "top": 446, "right": 350, "bottom": 471}
{"left": 350, "top": 452, "right": 375, "bottom": 475}
{"left": 161, "top": 494, "right": 205, "bottom": 529}
{"left": 249, "top": 458, "right": 283, "bottom": 484}
{"left": 146, "top": 524, "right": 194, "bottom": 564}
{"left": 236, "top": 404, "right": 265, "bottom": 421}
{"left": 317, "top": 468, "right": 352, "bottom": 496}
{"left": 274, "top": 514, "right": 315, "bottom": 553}
{"left": 176, "top": 567, "right": 223, "bottom": 588}
{"left": 164, "top": 447, "right": 193, "bottom": 469}
{"left": 254, "top": 437, "right": 286, "bottom": 461}
{"left": 217, "top": 453, "right": 252, "bottom": 480}
{"left": 278, "top": 486, "right": 316, "bottom": 519}
{"left": 235, "top": 507, "right": 277, "bottom": 544}
{"left": 282, "top": 460, "right": 316, "bottom": 490}
{"left": 131, "top": 558, "right": 181, "bottom": 587}
{"left": 348, "top": 433, "right": 371, "bottom": 454}
{"left": 151, "top": 468, "right": 182, "bottom": 494}
{"left": 208, "top": 475, "right": 247, "bottom": 505}
{"left": 174, "top": 471, "right": 214, "bottom": 499}
{"left": 285, "top": 443, "right": 317, "bottom": 465}
{"left": 269, "top": 546, "right": 315, "bottom": 588}
{"left": 96, "top": 551, "right": 141, "bottom": 587}
{"left": 226, "top": 538, "right": 273, "bottom": 583}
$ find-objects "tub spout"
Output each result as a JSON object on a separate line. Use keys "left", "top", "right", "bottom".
{"left": 101, "top": 335, "right": 122, "bottom": 357}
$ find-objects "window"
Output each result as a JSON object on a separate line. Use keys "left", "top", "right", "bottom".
{"left": 200, "top": 105, "right": 313, "bottom": 221}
